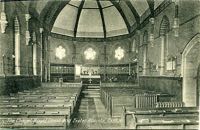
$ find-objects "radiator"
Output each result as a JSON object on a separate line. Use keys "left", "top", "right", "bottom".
{"left": 135, "top": 93, "right": 157, "bottom": 108}
{"left": 156, "top": 102, "right": 184, "bottom": 108}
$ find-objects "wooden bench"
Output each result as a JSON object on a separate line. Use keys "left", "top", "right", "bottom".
{"left": 100, "top": 87, "right": 174, "bottom": 117}
{"left": 0, "top": 114, "right": 69, "bottom": 129}
{"left": 42, "top": 82, "right": 82, "bottom": 88}
{"left": 100, "top": 87, "right": 150, "bottom": 117}
{"left": 0, "top": 82, "right": 83, "bottom": 129}
{"left": 0, "top": 103, "right": 71, "bottom": 108}
{"left": 122, "top": 106, "right": 199, "bottom": 129}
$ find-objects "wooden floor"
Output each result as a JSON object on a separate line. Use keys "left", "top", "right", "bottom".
{"left": 70, "top": 97, "right": 122, "bottom": 129}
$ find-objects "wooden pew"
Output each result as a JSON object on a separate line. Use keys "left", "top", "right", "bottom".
{"left": 0, "top": 96, "right": 78, "bottom": 113}
{"left": 0, "top": 114, "right": 69, "bottom": 129}
{"left": 100, "top": 87, "right": 150, "bottom": 117}
{"left": 0, "top": 82, "right": 82, "bottom": 129}
{"left": 0, "top": 107, "right": 71, "bottom": 116}
{"left": 42, "top": 82, "right": 82, "bottom": 88}
{"left": 100, "top": 86, "right": 174, "bottom": 118}
{"left": 122, "top": 106, "right": 199, "bottom": 129}
{"left": 0, "top": 103, "right": 71, "bottom": 108}
{"left": 0, "top": 83, "right": 82, "bottom": 129}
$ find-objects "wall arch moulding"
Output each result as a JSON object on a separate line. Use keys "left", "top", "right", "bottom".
{"left": 182, "top": 33, "right": 200, "bottom": 107}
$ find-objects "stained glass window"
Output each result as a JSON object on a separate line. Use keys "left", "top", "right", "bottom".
{"left": 84, "top": 48, "right": 96, "bottom": 60}
{"left": 55, "top": 45, "right": 66, "bottom": 60}
{"left": 115, "top": 46, "right": 124, "bottom": 60}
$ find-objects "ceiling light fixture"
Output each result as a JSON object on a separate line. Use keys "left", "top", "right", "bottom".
{"left": 149, "top": 18, "right": 155, "bottom": 47}
{"left": 25, "top": 14, "right": 31, "bottom": 45}
{"left": 173, "top": 0, "right": 179, "bottom": 37}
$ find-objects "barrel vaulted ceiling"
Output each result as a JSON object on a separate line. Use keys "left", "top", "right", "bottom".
{"left": 27, "top": 0, "right": 165, "bottom": 39}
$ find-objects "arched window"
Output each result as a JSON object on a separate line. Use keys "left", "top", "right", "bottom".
{"left": 159, "top": 15, "right": 170, "bottom": 75}
{"left": 159, "top": 15, "right": 170, "bottom": 36}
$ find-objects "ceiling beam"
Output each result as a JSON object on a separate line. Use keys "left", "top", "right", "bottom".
{"left": 124, "top": 0, "right": 140, "bottom": 25}
{"left": 147, "top": 0, "right": 155, "bottom": 16}
{"left": 97, "top": 0, "right": 106, "bottom": 38}
{"left": 74, "top": 0, "right": 85, "bottom": 38}
{"left": 49, "top": 1, "right": 70, "bottom": 31}
{"left": 40, "top": 1, "right": 55, "bottom": 25}
{"left": 110, "top": 0, "right": 131, "bottom": 33}
{"left": 41, "top": 1, "right": 69, "bottom": 32}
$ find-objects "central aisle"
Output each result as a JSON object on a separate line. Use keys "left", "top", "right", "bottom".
{"left": 70, "top": 97, "right": 122, "bottom": 129}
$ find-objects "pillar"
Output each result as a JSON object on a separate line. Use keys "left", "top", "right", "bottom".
{"left": 47, "top": 36, "right": 50, "bottom": 82}
{"left": 14, "top": 18, "right": 20, "bottom": 75}
{"left": 48, "top": 63, "right": 50, "bottom": 82}
{"left": 166, "top": 34, "right": 169, "bottom": 57}
{"left": 40, "top": 28, "right": 43, "bottom": 82}
{"left": 143, "top": 45, "right": 147, "bottom": 75}
{"left": 132, "top": 39, "right": 136, "bottom": 52}
{"left": 32, "top": 32, "right": 37, "bottom": 76}
{"left": 44, "top": 35, "right": 48, "bottom": 82}
{"left": 72, "top": 40, "right": 77, "bottom": 64}
{"left": 160, "top": 36, "right": 165, "bottom": 75}
{"left": 103, "top": 42, "right": 107, "bottom": 80}
{"left": 33, "top": 42, "right": 37, "bottom": 75}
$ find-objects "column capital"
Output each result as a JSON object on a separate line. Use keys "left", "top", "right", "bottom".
{"left": 40, "top": 28, "right": 43, "bottom": 34}
{"left": 136, "top": 30, "right": 140, "bottom": 35}
{"left": 149, "top": 17, "right": 155, "bottom": 24}
{"left": 25, "top": 14, "right": 31, "bottom": 22}
{"left": 73, "top": 40, "right": 77, "bottom": 44}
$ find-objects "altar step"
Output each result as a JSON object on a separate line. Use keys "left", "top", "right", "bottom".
{"left": 82, "top": 86, "right": 100, "bottom": 98}
{"left": 85, "top": 86, "right": 100, "bottom": 89}
{"left": 85, "top": 94, "right": 100, "bottom": 98}
{"left": 82, "top": 90, "right": 100, "bottom": 98}
{"left": 82, "top": 84, "right": 100, "bottom": 86}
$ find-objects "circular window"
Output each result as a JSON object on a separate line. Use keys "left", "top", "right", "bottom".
{"left": 84, "top": 48, "right": 96, "bottom": 60}
{"left": 55, "top": 45, "right": 66, "bottom": 60}
{"left": 115, "top": 46, "right": 124, "bottom": 60}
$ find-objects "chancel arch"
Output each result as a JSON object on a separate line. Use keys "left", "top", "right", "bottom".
{"left": 182, "top": 33, "right": 200, "bottom": 107}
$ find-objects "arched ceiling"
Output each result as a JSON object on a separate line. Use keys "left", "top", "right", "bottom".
{"left": 27, "top": 0, "right": 165, "bottom": 39}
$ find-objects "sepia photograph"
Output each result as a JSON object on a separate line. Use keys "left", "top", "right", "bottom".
{"left": 0, "top": 0, "right": 199, "bottom": 129}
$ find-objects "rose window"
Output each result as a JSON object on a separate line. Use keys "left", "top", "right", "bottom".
{"left": 55, "top": 45, "right": 66, "bottom": 60}
{"left": 115, "top": 46, "right": 124, "bottom": 60}
{"left": 84, "top": 48, "right": 96, "bottom": 60}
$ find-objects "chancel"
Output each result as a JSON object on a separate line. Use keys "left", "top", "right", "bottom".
{"left": 0, "top": 0, "right": 199, "bottom": 129}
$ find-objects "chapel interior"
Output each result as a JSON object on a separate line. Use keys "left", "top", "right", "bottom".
{"left": 0, "top": 0, "right": 199, "bottom": 129}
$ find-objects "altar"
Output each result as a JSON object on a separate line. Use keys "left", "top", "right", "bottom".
{"left": 80, "top": 74, "right": 100, "bottom": 84}
{"left": 80, "top": 75, "right": 100, "bottom": 79}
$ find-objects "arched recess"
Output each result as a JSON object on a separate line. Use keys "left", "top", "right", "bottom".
{"left": 142, "top": 30, "right": 148, "bottom": 75}
{"left": 182, "top": 34, "right": 200, "bottom": 107}
{"left": 159, "top": 15, "right": 170, "bottom": 75}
